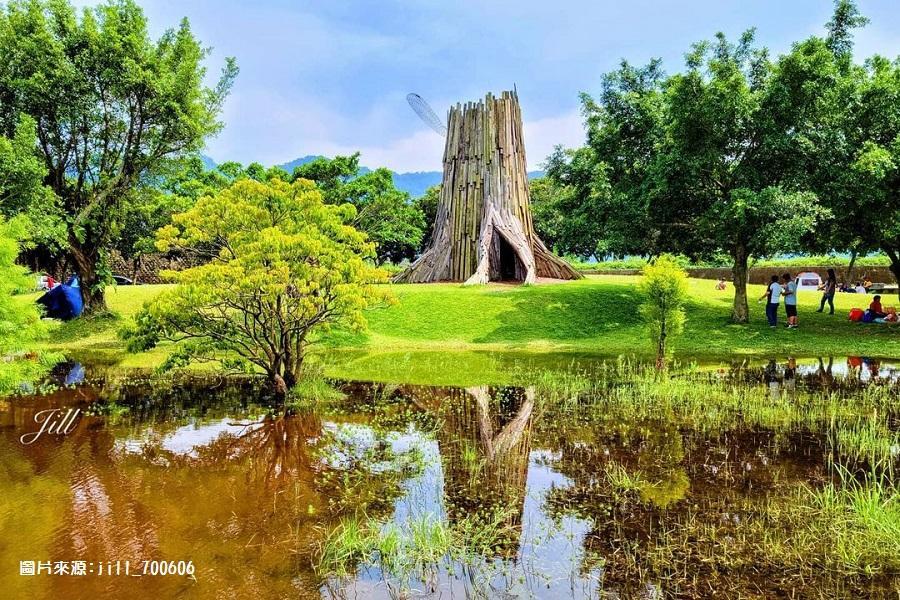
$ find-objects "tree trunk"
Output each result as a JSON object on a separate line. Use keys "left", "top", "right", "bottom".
{"left": 845, "top": 248, "right": 858, "bottom": 285}
{"left": 731, "top": 245, "right": 750, "bottom": 324}
{"left": 272, "top": 374, "right": 289, "bottom": 399}
{"left": 394, "top": 91, "right": 580, "bottom": 284}
{"left": 886, "top": 248, "right": 900, "bottom": 302}
{"left": 68, "top": 237, "right": 107, "bottom": 314}
{"left": 656, "top": 323, "right": 667, "bottom": 371}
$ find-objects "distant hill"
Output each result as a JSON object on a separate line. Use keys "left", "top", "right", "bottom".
{"left": 276, "top": 155, "right": 323, "bottom": 174}
{"left": 201, "top": 153, "right": 542, "bottom": 198}
{"left": 275, "top": 155, "right": 543, "bottom": 197}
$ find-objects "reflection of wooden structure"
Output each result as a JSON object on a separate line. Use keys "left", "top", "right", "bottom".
{"left": 394, "top": 91, "right": 580, "bottom": 284}
{"left": 403, "top": 384, "right": 534, "bottom": 557}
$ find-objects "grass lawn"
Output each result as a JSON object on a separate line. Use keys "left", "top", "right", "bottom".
{"left": 351, "top": 275, "right": 899, "bottom": 355}
{"left": 35, "top": 275, "right": 900, "bottom": 382}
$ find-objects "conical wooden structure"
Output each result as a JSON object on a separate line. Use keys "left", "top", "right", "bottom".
{"left": 394, "top": 91, "right": 581, "bottom": 284}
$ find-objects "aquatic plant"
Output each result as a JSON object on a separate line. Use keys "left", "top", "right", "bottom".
{"left": 318, "top": 506, "right": 515, "bottom": 599}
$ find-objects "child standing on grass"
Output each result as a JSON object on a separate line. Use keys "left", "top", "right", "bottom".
{"left": 760, "top": 275, "right": 782, "bottom": 328}
{"left": 783, "top": 273, "right": 798, "bottom": 328}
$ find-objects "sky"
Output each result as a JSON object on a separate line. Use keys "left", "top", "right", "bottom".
{"left": 77, "top": 0, "right": 900, "bottom": 172}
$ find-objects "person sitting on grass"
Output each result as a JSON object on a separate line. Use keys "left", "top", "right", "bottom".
{"left": 855, "top": 281, "right": 867, "bottom": 294}
{"left": 869, "top": 295, "right": 887, "bottom": 319}
{"left": 760, "top": 275, "right": 782, "bottom": 328}
{"left": 782, "top": 273, "right": 798, "bottom": 328}
{"left": 716, "top": 277, "right": 727, "bottom": 290}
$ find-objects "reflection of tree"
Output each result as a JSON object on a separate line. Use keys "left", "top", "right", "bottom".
{"left": 0, "top": 394, "right": 169, "bottom": 598}
{"left": 544, "top": 418, "right": 688, "bottom": 532}
{"left": 0, "top": 375, "right": 417, "bottom": 600}
{"left": 540, "top": 408, "right": 831, "bottom": 597}
{"left": 193, "top": 411, "right": 323, "bottom": 488}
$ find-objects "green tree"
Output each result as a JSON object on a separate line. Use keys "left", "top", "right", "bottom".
{"left": 0, "top": 0, "right": 237, "bottom": 312}
{"left": 339, "top": 169, "right": 424, "bottom": 264}
{"left": 123, "top": 178, "right": 391, "bottom": 392}
{"left": 291, "top": 154, "right": 360, "bottom": 199}
{"left": 578, "top": 60, "right": 666, "bottom": 258}
{"left": 842, "top": 58, "right": 900, "bottom": 294}
{"left": 414, "top": 184, "right": 440, "bottom": 251}
{"left": 115, "top": 155, "right": 242, "bottom": 276}
{"left": 0, "top": 217, "right": 52, "bottom": 393}
{"left": 657, "top": 31, "right": 827, "bottom": 322}
{"left": 540, "top": 146, "right": 611, "bottom": 257}
{"left": 781, "top": 2, "right": 900, "bottom": 295}
{"left": 0, "top": 115, "right": 63, "bottom": 249}
{"left": 291, "top": 155, "right": 424, "bottom": 263}
{"left": 638, "top": 255, "right": 688, "bottom": 370}
{"left": 575, "top": 31, "right": 828, "bottom": 322}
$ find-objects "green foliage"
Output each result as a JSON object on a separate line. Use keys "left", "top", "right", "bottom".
{"left": 0, "top": 115, "right": 63, "bottom": 249}
{"left": 539, "top": 146, "right": 611, "bottom": 257}
{"left": 122, "top": 178, "right": 392, "bottom": 388}
{"left": 414, "top": 184, "right": 440, "bottom": 251}
{"left": 0, "top": 0, "right": 237, "bottom": 311}
{"left": 291, "top": 155, "right": 425, "bottom": 263}
{"left": 825, "top": 0, "right": 869, "bottom": 60}
{"left": 0, "top": 217, "right": 53, "bottom": 393}
{"left": 340, "top": 169, "right": 424, "bottom": 264}
{"left": 639, "top": 256, "right": 688, "bottom": 369}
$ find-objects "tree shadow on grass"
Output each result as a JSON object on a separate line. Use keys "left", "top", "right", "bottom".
{"left": 475, "top": 282, "right": 642, "bottom": 344}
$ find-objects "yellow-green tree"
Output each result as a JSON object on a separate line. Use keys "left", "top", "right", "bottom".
{"left": 124, "top": 178, "right": 391, "bottom": 391}
{"left": 0, "top": 217, "right": 51, "bottom": 393}
{"left": 639, "top": 255, "right": 688, "bottom": 370}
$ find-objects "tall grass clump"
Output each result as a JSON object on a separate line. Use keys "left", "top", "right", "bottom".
{"left": 783, "top": 465, "right": 900, "bottom": 575}
{"left": 318, "top": 507, "right": 515, "bottom": 598}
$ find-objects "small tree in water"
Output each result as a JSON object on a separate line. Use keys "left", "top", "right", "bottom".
{"left": 123, "top": 178, "right": 391, "bottom": 392}
{"left": 639, "top": 255, "right": 688, "bottom": 370}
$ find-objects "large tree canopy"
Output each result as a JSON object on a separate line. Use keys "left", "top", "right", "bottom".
{"left": 124, "top": 178, "right": 391, "bottom": 391}
{"left": 805, "top": 52, "right": 900, "bottom": 295}
{"left": 0, "top": 0, "right": 237, "bottom": 312}
{"left": 553, "top": 28, "right": 836, "bottom": 322}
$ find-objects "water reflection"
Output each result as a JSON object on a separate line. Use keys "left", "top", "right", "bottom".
{"left": 0, "top": 360, "right": 897, "bottom": 599}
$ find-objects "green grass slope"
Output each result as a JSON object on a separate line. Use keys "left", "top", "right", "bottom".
{"left": 356, "top": 275, "right": 898, "bottom": 356}
{"left": 36, "top": 276, "right": 900, "bottom": 381}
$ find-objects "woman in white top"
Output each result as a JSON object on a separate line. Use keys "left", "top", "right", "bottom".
{"left": 760, "top": 275, "right": 782, "bottom": 328}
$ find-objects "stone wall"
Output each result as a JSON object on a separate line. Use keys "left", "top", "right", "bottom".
{"left": 587, "top": 266, "right": 895, "bottom": 285}
{"left": 108, "top": 251, "right": 200, "bottom": 284}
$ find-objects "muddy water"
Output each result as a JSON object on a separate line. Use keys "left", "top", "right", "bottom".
{"left": 1, "top": 361, "right": 898, "bottom": 599}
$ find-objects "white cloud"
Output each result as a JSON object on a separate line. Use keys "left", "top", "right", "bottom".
{"left": 209, "top": 87, "right": 586, "bottom": 173}
{"left": 317, "top": 129, "right": 446, "bottom": 173}
{"left": 283, "top": 109, "right": 585, "bottom": 173}
{"left": 522, "top": 110, "right": 585, "bottom": 170}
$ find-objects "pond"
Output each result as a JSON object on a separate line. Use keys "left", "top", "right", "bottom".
{"left": 1, "top": 358, "right": 899, "bottom": 599}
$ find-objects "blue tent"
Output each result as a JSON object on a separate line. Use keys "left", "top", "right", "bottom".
{"left": 37, "top": 284, "right": 83, "bottom": 320}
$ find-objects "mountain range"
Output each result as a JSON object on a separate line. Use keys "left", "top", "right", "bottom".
{"left": 202, "top": 154, "right": 543, "bottom": 198}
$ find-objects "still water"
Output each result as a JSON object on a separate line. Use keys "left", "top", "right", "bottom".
{"left": 1, "top": 358, "right": 898, "bottom": 599}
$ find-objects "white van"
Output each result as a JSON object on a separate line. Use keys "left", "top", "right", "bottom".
{"left": 795, "top": 271, "right": 823, "bottom": 292}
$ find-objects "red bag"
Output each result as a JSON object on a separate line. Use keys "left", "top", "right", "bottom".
{"left": 848, "top": 308, "right": 864, "bottom": 322}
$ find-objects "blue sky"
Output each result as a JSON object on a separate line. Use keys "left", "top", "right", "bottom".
{"left": 85, "top": 0, "right": 900, "bottom": 171}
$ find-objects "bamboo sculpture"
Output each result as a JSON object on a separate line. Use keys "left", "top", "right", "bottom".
{"left": 394, "top": 91, "right": 581, "bottom": 284}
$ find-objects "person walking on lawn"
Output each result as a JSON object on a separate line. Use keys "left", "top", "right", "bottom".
{"left": 760, "top": 275, "right": 782, "bottom": 328}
